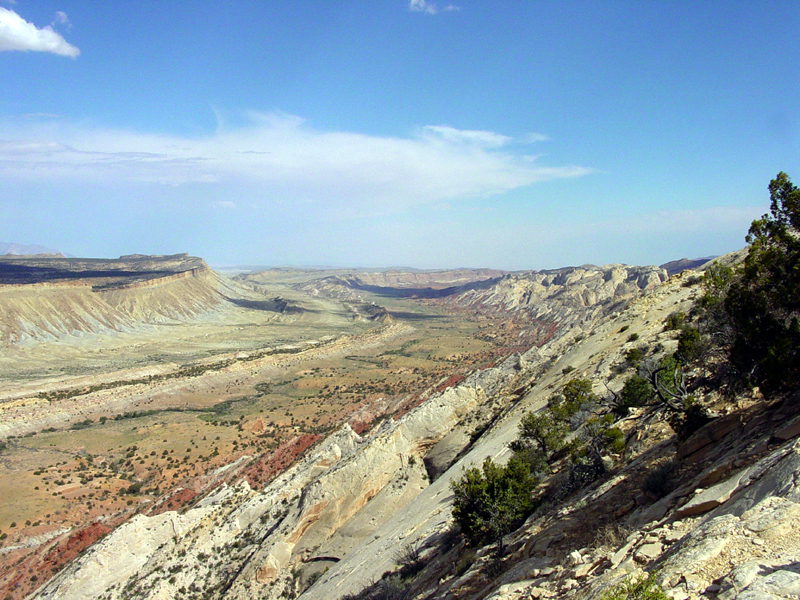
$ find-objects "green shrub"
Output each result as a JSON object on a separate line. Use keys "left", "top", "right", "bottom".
{"left": 549, "top": 378, "right": 597, "bottom": 426}
{"left": 583, "top": 415, "right": 625, "bottom": 454}
{"left": 561, "top": 378, "right": 596, "bottom": 409}
{"left": 513, "top": 410, "right": 568, "bottom": 460}
{"left": 615, "top": 375, "right": 656, "bottom": 415}
{"left": 600, "top": 573, "right": 669, "bottom": 600}
{"left": 675, "top": 326, "right": 702, "bottom": 363}
{"left": 663, "top": 312, "right": 686, "bottom": 331}
{"left": 602, "top": 426, "right": 625, "bottom": 454}
{"left": 450, "top": 456, "right": 538, "bottom": 551}
{"left": 624, "top": 347, "right": 646, "bottom": 367}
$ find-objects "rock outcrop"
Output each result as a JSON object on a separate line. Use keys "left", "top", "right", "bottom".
{"left": 26, "top": 259, "right": 800, "bottom": 600}
{"left": 447, "top": 264, "right": 667, "bottom": 322}
{"left": 0, "top": 255, "right": 259, "bottom": 343}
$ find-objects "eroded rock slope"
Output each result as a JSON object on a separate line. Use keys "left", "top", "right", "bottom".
{"left": 26, "top": 263, "right": 668, "bottom": 600}
{"left": 0, "top": 254, "right": 256, "bottom": 343}
{"left": 29, "top": 261, "right": 800, "bottom": 600}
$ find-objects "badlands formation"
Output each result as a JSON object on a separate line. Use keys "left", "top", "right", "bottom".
{"left": 1, "top": 253, "right": 799, "bottom": 600}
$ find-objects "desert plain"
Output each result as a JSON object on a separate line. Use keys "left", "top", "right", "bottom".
{"left": 0, "top": 255, "right": 532, "bottom": 598}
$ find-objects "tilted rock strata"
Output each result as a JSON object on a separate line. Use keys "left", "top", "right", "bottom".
{"left": 33, "top": 261, "right": 800, "bottom": 600}
{"left": 449, "top": 264, "right": 667, "bottom": 322}
{"left": 30, "top": 355, "right": 521, "bottom": 600}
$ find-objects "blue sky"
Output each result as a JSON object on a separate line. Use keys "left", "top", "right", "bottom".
{"left": 1, "top": 1, "right": 799, "bottom": 269}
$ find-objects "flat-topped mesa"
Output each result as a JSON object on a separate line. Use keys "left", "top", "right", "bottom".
{"left": 0, "top": 252, "right": 206, "bottom": 286}
{"left": 342, "top": 268, "right": 506, "bottom": 289}
{"left": 0, "top": 254, "right": 230, "bottom": 343}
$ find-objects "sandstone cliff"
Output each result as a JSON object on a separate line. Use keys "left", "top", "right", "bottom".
{"left": 0, "top": 255, "right": 251, "bottom": 343}
{"left": 26, "top": 263, "right": 669, "bottom": 599}
{"left": 27, "top": 260, "right": 800, "bottom": 600}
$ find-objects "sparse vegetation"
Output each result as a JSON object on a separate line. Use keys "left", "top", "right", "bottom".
{"left": 4, "top": 174, "right": 800, "bottom": 600}
{"left": 599, "top": 573, "right": 669, "bottom": 600}
{"left": 663, "top": 311, "right": 686, "bottom": 331}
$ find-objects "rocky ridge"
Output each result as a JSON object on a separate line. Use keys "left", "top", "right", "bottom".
{"left": 446, "top": 264, "right": 666, "bottom": 319}
{"left": 25, "top": 261, "right": 800, "bottom": 600}
{"left": 25, "top": 263, "right": 669, "bottom": 599}
{"left": 0, "top": 255, "right": 270, "bottom": 343}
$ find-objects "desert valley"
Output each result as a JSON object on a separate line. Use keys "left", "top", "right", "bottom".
{"left": 1, "top": 222, "right": 799, "bottom": 600}
{"left": 0, "top": 252, "right": 553, "bottom": 598}
{"left": 2, "top": 5, "right": 799, "bottom": 598}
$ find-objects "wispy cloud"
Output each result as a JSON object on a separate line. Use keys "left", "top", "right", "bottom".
{"left": 0, "top": 7, "right": 79, "bottom": 57}
{"left": 0, "top": 111, "right": 590, "bottom": 217}
{"left": 52, "top": 11, "right": 72, "bottom": 31}
{"left": 408, "top": 0, "right": 459, "bottom": 15}
{"left": 522, "top": 132, "right": 550, "bottom": 144}
{"left": 421, "top": 125, "right": 512, "bottom": 148}
{"left": 213, "top": 200, "right": 237, "bottom": 210}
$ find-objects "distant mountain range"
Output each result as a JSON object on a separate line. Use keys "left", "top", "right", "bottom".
{"left": 0, "top": 242, "right": 65, "bottom": 257}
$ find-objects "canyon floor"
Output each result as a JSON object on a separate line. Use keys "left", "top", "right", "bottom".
{"left": 0, "top": 257, "right": 531, "bottom": 599}
{"left": 7, "top": 254, "right": 798, "bottom": 600}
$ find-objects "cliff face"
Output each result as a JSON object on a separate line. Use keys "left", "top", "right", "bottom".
{"left": 26, "top": 263, "right": 670, "bottom": 600}
{"left": 446, "top": 264, "right": 667, "bottom": 319}
{"left": 0, "top": 257, "right": 235, "bottom": 343}
{"left": 28, "top": 261, "right": 800, "bottom": 600}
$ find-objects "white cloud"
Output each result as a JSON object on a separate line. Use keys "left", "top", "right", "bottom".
{"left": 409, "top": 0, "right": 458, "bottom": 15}
{"left": 422, "top": 125, "right": 512, "bottom": 148}
{"left": 0, "top": 7, "right": 79, "bottom": 57}
{"left": 52, "top": 11, "right": 71, "bottom": 30}
{"left": 0, "top": 112, "right": 591, "bottom": 217}
{"left": 522, "top": 132, "right": 550, "bottom": 144}
{"left": 409, "top": 0, "right": 437, "bottom": 14}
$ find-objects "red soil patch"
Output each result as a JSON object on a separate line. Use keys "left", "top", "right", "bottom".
{"left": 146, "top": 487, "right": 198, "bottom": 516}
{"left": 0, "top": 521, "right": 112, "bottom": 600}
{"left": 243, "top": 417, "right": 267, "bottom": 435}
{"left": 432, "top": 373, "right": 466, "bottom": 395}
{"left": 241, "top": 433, "right": 321, "bottom": 489}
